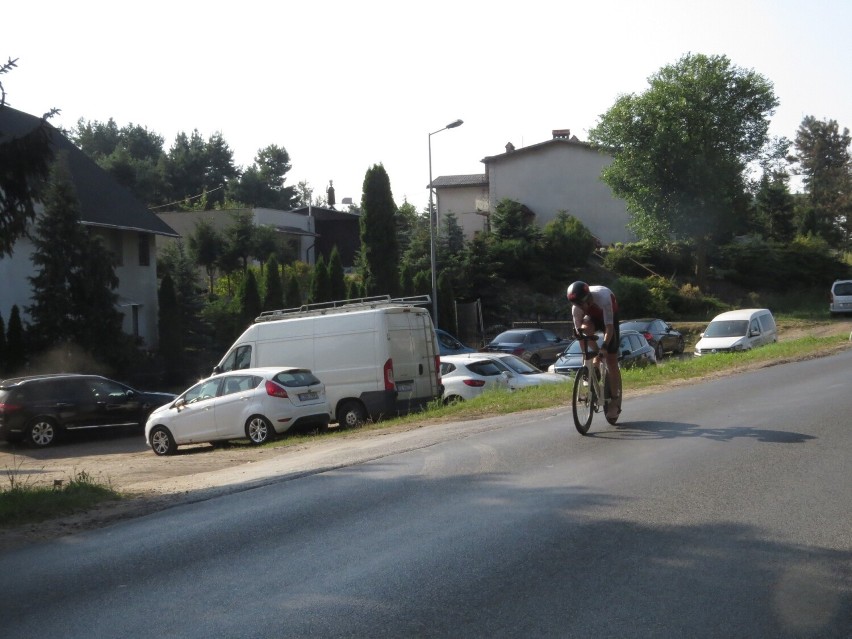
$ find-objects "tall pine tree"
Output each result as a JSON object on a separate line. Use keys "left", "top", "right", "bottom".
{"left": 27, "top": 155, "right": 123, "bottom": 362}
{"left": 359, "top": 164, "right": 399, "bottom": 296}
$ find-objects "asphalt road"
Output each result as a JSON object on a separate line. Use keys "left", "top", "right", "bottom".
{"left": 1, "top": 351, "right": 850, "bottom": 638}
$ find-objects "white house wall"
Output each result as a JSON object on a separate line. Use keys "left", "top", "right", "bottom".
{"left": 487, "top": 144, "right": 633, "bottom": 244}
{"left": 0, "top": 227, "right": 161, "bottom": 350}
{"left": 437, "top": 185, "right": 490, "bottom": 237}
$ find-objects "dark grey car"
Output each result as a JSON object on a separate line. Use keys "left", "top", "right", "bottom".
{"left": 619, "top": 318, "right": 685, "bottom": 360}
{"left": 482, "top": 328, "right": 569, "bottom": 368}
{"left": 551, "top": 330, "right": 657, "bottom": 376}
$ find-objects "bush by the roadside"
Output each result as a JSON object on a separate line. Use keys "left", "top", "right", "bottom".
{"left": 0, "top": 470, "right": 122, "bottom": 527}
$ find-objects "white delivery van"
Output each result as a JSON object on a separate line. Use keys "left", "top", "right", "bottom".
{"left": 213, "top": 296, "right": 442, "bottom": 427}
{"left": 693, "top": 308, "right": 777, "bottom": 356}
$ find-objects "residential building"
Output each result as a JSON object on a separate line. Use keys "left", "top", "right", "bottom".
{"left": 432, "top": 129, "right": 634, "bottom": 244}
{"left": 0, "top": 106, "right": 178, "bottom": 349}
{"left": 156, "top": 205, "right": 361, "bottom": 268}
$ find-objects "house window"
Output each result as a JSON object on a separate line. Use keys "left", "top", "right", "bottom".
{"left": 138, "top": 234, "right": 150, "bottom": 266}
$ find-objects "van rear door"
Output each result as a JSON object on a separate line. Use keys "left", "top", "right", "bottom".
{"left": 385, "top": 309, "right": 440, "bottom": 403}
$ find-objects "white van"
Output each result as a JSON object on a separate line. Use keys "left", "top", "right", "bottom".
{"left": 213, "top": 296, "right": 441, "bottom": 427}
{"left": 693, "top": 308, "right": 777, "bottom": 356}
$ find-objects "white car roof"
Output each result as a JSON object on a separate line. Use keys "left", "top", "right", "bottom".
{"left": 709, "top": 308, "right": 771, "bottom": 321}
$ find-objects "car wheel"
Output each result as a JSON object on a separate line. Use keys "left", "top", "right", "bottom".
{"left": 529, "top": 354, "right": 541, "bottom": 368}
{"left": 150, "top": 426, "right": 177, "bottom": 456}
{"left": 246, "top": 415, "right": 274, "bottom": 444}
{"left": 337, "top": 400, "right": 367, "bottom": 428}
{"left": 444, "top": 395, "right": 464, "bottom": 405}
{"left": 27, "top": 418, "right": 59, "bottom": 447}
{"left": 655, "top": 342, "right": 664, "bottom": 361}
{"left": 675, "top": 337, "right": 685, "bottom": 354}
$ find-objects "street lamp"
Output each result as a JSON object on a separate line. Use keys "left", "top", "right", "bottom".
{"left": 428, "top": 118, "right": 463, "bottom": 327}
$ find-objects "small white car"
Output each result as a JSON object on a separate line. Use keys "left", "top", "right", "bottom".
{"left": 440, "top": 355, "right": 511, "bottom": 403}
{"left": 145, "top": 367, "right": 332, "bottom": 455}
{"left": 472, "top": 353, "right": 571, "bottom": 390}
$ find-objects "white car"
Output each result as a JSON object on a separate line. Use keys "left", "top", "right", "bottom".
{"left": 470, "top": 353, "right": 571, "bottom": 390}
{"left": 145, "top": 367, "right": 332, "bottom": 456}
{"left": 440, "top": 355, "right": 511, "bottom": 403}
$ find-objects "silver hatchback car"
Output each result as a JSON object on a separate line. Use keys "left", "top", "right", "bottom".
{"left": 829, "top": 280, "right": 852, "bottom": 315}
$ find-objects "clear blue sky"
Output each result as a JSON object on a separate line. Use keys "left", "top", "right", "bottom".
{"left": 6, "top": 0, "right": 851, "bottom": 210}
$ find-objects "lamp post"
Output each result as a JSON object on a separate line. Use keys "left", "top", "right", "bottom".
{"left": 428, "top": 118, "right": 463, "bottom": 327}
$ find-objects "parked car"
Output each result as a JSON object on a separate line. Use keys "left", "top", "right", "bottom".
{"left": 483, "top": 353, "right": 572, "bottom": 390}
{"left": 549, "top": 330, "right": 657, "bottom": 376}
{"left": 829, "top": 280, "right": 852, "bottom": 315}
{"left": 619, "top": 317, "right": 685, "bottom": 360}
{"left": 439, "top": 355, "right": 511, "bottom": 404}
{"left": 482, "top": 328, "right": 568, "bottom": 368}
{"left": 435, "top": 328, "right": 476, "bottom": 356}
{"left": 693, "top": 309, "right": 777, "bottom": 356}
{"left": 0, "top": 374, "right": 176, "bottom": 447}
{"left": 145, "top": 367, "right": 331, "bottom": 456}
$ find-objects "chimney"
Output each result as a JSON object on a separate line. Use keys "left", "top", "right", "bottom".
{"left": 505, "top": 142, "right": 515, "bottom": 153}
{"left": 552, "top": 129, "right": 571, "bottom": 139}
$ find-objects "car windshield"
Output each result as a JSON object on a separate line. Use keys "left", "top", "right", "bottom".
{"left": 497, "top": 355, "right": 539, "bottom": 374}
{"left": 703, "top": 320, "right": 749, "bottom": 338}
{"left": 564, "top": 335, "right": 603, "bottom": 354}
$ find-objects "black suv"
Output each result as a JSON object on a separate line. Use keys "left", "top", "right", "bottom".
{"left": 0, "top": 374, "right": 176, "bottom": 447}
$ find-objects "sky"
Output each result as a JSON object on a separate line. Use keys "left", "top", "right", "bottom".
{"left": 5, "top": 0, "right": 851, "bottom": 212}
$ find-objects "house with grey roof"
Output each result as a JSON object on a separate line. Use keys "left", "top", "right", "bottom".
{"left": 0, "top": 106, "right": 179, "bottom": 349}
{"left": 432, "top": 129, "right": 634, "bottom": 245}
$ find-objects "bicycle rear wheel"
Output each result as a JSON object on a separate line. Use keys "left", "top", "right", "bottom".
{"left": 572, "top": 368, "right": 595, "bottom": 435}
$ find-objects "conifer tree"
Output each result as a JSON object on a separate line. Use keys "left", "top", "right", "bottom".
{"left": 359, "top": 164, "right": 399, "bottom": 296}
{"left": 240, "top": 270, "right": 262, "bottom": 328}
{"left": 308, "top": 255, "right": 331, "bottom": 303}
{"left": 27, "top": 155, "right": 123, "bottom": 361}
{"left": 263, "top": 255, "right": 284, "bottom": 311}
{"left": 328, "top": 246, "right": 346, "bottom": 301}
{"left": 158, "top": 273, "right": 183, "bottom": 385}
{"left": 284, "top": 272, "right": 302, "bottom": 308}
{"left": 5, "top": 305, "right": 26, "bottom": 374}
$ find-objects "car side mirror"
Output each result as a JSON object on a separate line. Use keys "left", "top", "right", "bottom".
{"left": 749, "top": 329, "right": 760, "bottom": 337}
{"left": 212, "top": 365, "right": 222, "bottom": 375}
{"left": 174, "top": 398, "right": 186, "bottom": 410}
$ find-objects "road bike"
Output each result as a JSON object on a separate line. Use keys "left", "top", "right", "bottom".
{"left": 571, "top": 334, "right": 622, "bottom": 435}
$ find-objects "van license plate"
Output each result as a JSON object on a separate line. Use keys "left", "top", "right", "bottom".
{"left": 299, "top": 391, "right": 318, "bottom": 401}
{"left": 396, "top": 382, "right": 413, "bottom": 393}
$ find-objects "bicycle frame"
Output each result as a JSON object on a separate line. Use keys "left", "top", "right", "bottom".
{"left": 571, "top": 334, "right": 618, "bottom": 434}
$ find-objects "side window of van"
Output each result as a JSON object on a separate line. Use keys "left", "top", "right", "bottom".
{"left": 221, "top": 345, "right": 252, "bottom": 372}
{"left": 750, "top": 319, "right": 761, "bottom": 335}
{"left": 758, "top": 314, "right": 776, "bottom": 333}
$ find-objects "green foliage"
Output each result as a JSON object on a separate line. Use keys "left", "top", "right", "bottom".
{"left": 240, "top": 270, "right": 262, "bottom": 327}
{"left": 589, "top": 53, "right": 779, "bottom": 286}
{"left": 792, "top": 116, "right": 851, "bottom": 248}
{"left": 602, "top": 240, "right": 693, "bottom": 278}
{"left": 27, "top": 156, "right": 125, "bottom": 365}
{"left": 157, "top": 273, "right": 183, "bottom": 385}
{"left": 308, "top": 254, "right": 331, "bottom": 303}
{"left": 284, "top": 272, "right": 302, "bottom": 308}
{"left": 716, "top": 236, "right": 850, "bottom": 291}
{"left": 187, "top": 217, "right": 224, "bottom": 292}
{"left": 540, "top": 211, "right": 597, "bottom": 278}
{"left": 262, "top": 255, "right": 284, "bottom": 312}
{"left": 5, "top": 306, "right": 25, "bottom": 374}
{"left": 0, "top": 469, "right": 121, "bottom": 527}
{"left": 327, "top": 246, "right": 346, "bottom": 301}
{"left": 437, "top": 271, "right": 456, "bottom": 332}
{"left": 359, "top": 164, "right": 399, "bottom": 296}
{"left": 0, "top": 313, "right": 6, "bottom": 374}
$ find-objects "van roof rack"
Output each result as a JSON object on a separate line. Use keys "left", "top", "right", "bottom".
{"left": 255, "top": 295, "right": 432, "bottom": 322}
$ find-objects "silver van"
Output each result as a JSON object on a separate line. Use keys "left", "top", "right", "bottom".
{"left": 693, "top": 309, "right": 777, "bottom": 356}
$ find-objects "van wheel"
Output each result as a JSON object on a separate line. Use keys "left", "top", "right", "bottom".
{"left": 27, "top": 418, "right": 59, "bottom": 447}
{"left": 337, "top": 401, "right": 367, "bottom": 428}
{"left": 246, "top": 416, "right": 274, "bottom": 444}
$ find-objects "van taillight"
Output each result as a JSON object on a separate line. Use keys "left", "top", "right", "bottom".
{"left": 265, "top": 381, "right": 288, "bottom": 398}
{"left": 384, "top": 359, "right": 395, "bottom": 391}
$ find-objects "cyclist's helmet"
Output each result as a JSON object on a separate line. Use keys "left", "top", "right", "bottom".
{"left": 567, "top": 281, "right": 591, "bottom": 305}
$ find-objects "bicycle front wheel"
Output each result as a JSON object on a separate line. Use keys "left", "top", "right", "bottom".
{"left": 572, "top": 368, "right": 595, "bottom": 435}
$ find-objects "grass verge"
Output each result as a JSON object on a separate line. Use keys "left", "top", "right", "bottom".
{"left": 0, "top": 469, "right": 123, "bottom": 528}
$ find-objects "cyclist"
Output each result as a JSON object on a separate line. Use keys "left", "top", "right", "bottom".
{"left": 566, "top": 281, "right": 621, "bottom": 420}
